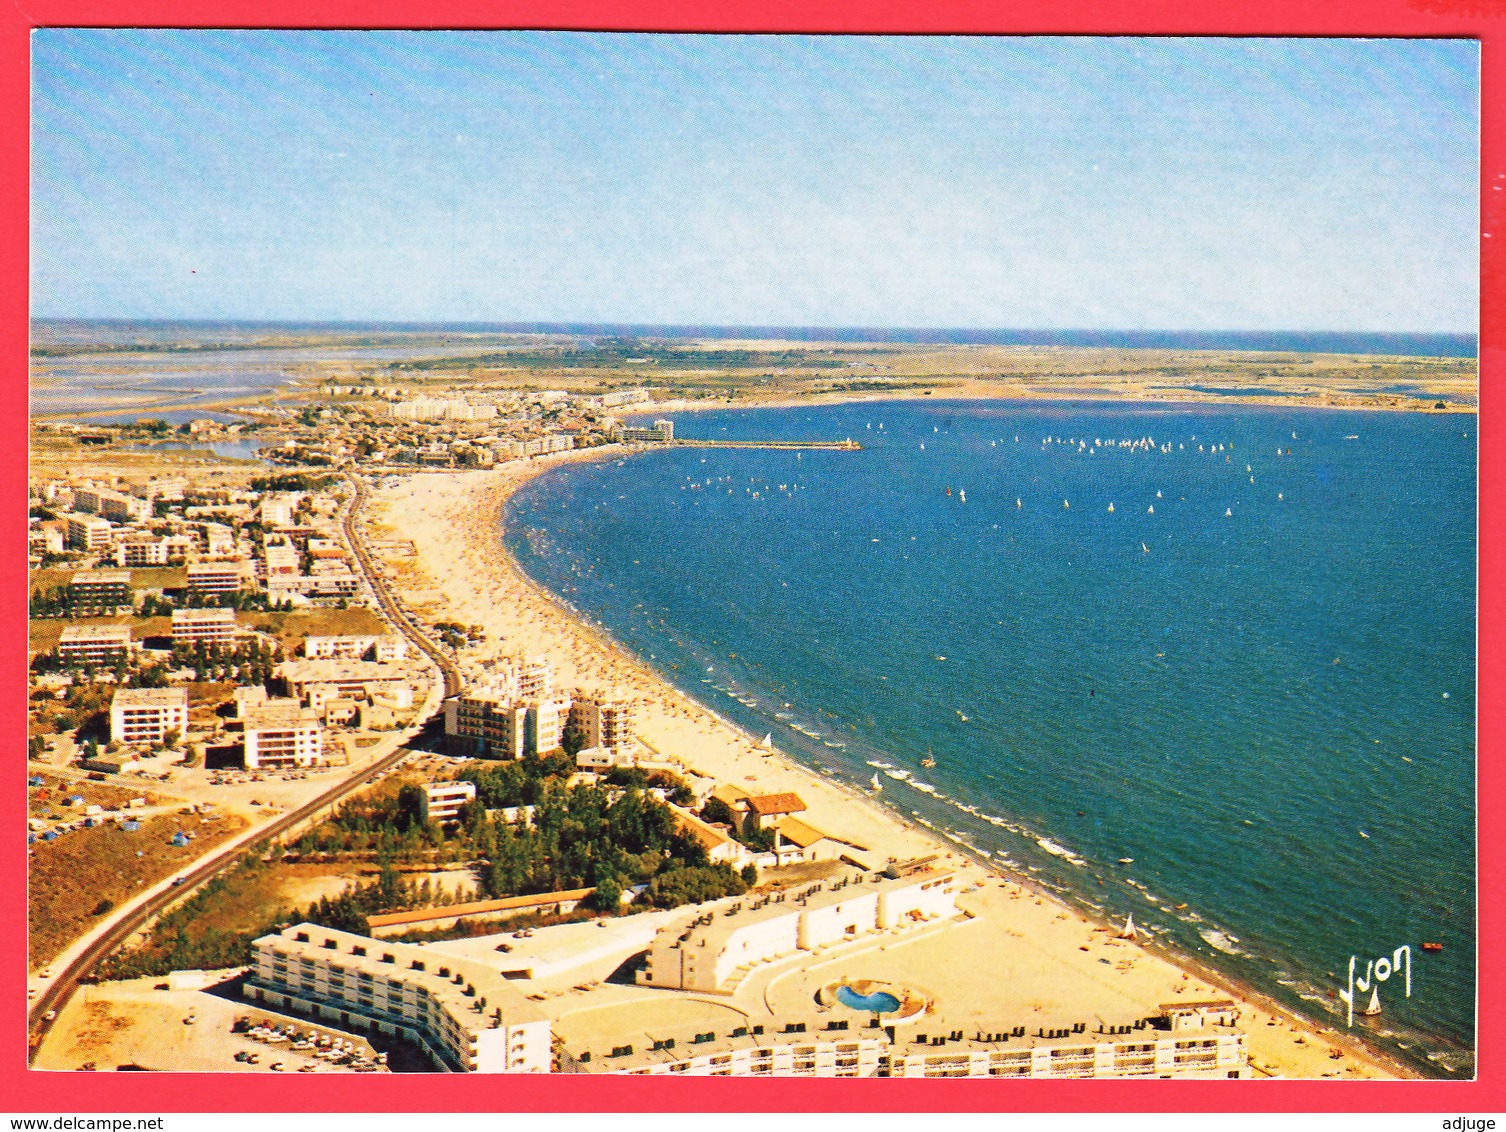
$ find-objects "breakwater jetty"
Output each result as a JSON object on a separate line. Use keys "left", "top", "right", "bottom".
{"left": 669, "top": 438, "right": 863, "bottom": 451}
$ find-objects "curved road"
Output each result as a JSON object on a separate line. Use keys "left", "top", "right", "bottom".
{"left": 27, "top": 471, "right": 460, "bottom": 1060}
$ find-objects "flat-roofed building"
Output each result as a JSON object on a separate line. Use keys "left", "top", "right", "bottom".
{"left": 419, "top": 780, "right": 477, "bottom": 825}
{"left": 570, "top": 691, "right": 635, "bottom": 754}
{"left": 73, "top": 486, "right": 150, "bottom": 523}
{"left": 171, "top": 607, "right": 238, "bottom": 647}
{"left": 113, "top": 535, "right": 169, "bottom": 568}
{"left": 68, "top": 569, "right": 133, "bottom": 613}
{"left": 66, "top": 514, "right": 114, "bottom": 552}
{"left": 619, "top": 420, "right": 674, "bottom": 443}
{"left": 445, "top": 685, "right": 527, "bottom": 759}
{"left": 234, "top": 684, "right": 268, "bottom": 719}
{"left": 56, "top": 624, "right": 132, "bottom": 667}
{"left": 110, "top": 687, "right": 188, "bottom": 747}
{"left": 279, "top": 658, "right": 410, "bottom": 701}
{"left": 187, "top": 561, "right": 247, "bottom": 598}
{"left": 243, "top": 701, "right": 324, "bottom": 769}
{"left": 259, "top": 494, "right": 298, "bottom": 527}
{"left": 444, "top": 676, "right": 568, "bottom": 759}
{"left": 638, "top": 870, "right": 957, "bottom": 994}
{"left": 263, "top": 541, "right": 301, "bottom": 578}
{"left": 246, "top": 923, "right": 551, "bottom": 1072}
{"left": 587, "top": 1007, "right": 1246, "bottom": 1079}
{"left": 303, "top": 634, "right": 407, "bottom": 662}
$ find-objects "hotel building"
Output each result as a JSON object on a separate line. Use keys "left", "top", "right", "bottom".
{"left": 171, "top": 607, "right": 238, "bottom": 647}
{"left": 243, "top": 701, "right": 324, "bottom": 769}
{"left": 570, "top": 691, "right": 635, "bottom": 754}
{"left": 109, "top": 687, "right": 189, "bottom": 747}
{"left": 246, "top": 923, "right": 550, "bottom": 1072}
{"left": 56, "top": 624, "right": 132, "bottom": 667}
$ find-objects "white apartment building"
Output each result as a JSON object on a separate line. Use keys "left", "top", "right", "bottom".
{"left": 247, "top": 923, "right": 550, "bottom": 1072}
{"left": 113, "top": 535, "right": 169, "bottom": 568}
{"left": 419, "top": 780, "right": 477, "bottom": 825}
{"left": 259, "top": 494, "right": 299, "bottom": 527}
{"left": 171, "top": 607, "right": 238, "bottom": 647}
{"left": 590, "top": 1012, "right": 1247, "bottom": 1079}
{"left": 570, "top": 691, "right": 635, "bottom": 753}
{"left": 68, "top": 569, "right": 133, "bottom": 613}
{"left": 66, "top": 514, "right": 114, "bottom": 551}
{"left": 243, "top": 701, "right": 324, "bottom": 769}
{"left": 303, "top": 634, "right": 408, "bottom": 662}
{"left": 56, "top": 624, "right": 132, "bottom": 667}
{"left": 109, "top": 687, "right": 188, "bottom": 747}
{"left": 639, "top": 871, "right": 957, "bottom": 994}
{"left": 186, "top": 561, "right": 247, "bottom": 598}
{"left": 73, "top": 485, "right": 150, "bottom": 523}
{"left": 444, "top": 685, "right": 569, "bottom": 759}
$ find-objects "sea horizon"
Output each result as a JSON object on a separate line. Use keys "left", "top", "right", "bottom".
{"left": 29, "top": 318, "right": 1479, "bottom": 359}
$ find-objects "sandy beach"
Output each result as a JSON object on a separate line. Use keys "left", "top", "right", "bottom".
{"left": 366, "top": 451, "right": 1417, "bottom": 1080}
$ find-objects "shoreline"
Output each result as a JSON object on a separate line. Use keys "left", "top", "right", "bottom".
{"left": 370, "top": 445, "right": 1434, "bottom": 1082}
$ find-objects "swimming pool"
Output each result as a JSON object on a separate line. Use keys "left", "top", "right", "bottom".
{"left": 835, "top": 984, "right": 901, "bottom": 1013}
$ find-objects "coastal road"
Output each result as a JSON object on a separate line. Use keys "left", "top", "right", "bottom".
{"left": 341, "top": 473, "right": 463, "bottom": 699}
{"left": 27, "top": 472, "right": 457, "bottom": 1061}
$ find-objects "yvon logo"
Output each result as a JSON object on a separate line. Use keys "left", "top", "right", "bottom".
{"left": 1338, "top": 946, "right": 1411, "bottom": 1027}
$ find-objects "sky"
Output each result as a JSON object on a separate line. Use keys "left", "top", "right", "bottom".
{"left": 30, "top": 32, "right": 1480, "bottom": 331}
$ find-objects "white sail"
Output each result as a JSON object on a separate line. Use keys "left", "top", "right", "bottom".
{"left": 1121, "top": 912, "right": 1137, "bottom": 939}
{"left": 871, "top": 773, "right": 882, "bottom": 792}
{"left": 1363, "top": 987, "right": 1382, "bottom": 1016}
{"left": 761, "top": 733, "right": 774, "bottom": 750}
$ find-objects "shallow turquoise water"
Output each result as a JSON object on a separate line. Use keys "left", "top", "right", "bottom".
{"left": 504, "top": 399, "right": 1476, "bottom": 1075}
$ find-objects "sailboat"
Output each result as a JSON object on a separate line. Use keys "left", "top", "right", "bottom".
{"left": 1362, "top": 987, "right": 1382, "bottom": 1016}
{"left": 1147, "top": 505, "right": 1154, "bottom": 514}
{"left": 1016, "top": 498, "right": 1022, "bottom": 509}
{"left": 959, "top": 489, "right": 965, "bottom": 503}
{"left": 1121, "top": 912, "right": 1137, "bottom": 940}
{"left": 1141, "top": 542, "right": 1150, "bottom": 554}
{"left": 1107, "top": 502, "right": 1114, "bottom": 512}
{"left": 921, "top": 748, "right": 937, "bottom": 768}
{"left": 761, "top": 733, "right": 774, "bottom": 750}
{"left": 1224, "top": 508, "right": 1233, "bottom": 517}
{"left": 871, "top": 773, "right": 883, "bottom": 793}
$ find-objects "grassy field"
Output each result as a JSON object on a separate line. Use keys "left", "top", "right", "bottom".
{"left": 28, "top": 809, "right": 249, "bottom": 970}
{"left": 244, "top": 606, "right": 389, "bottom": 651}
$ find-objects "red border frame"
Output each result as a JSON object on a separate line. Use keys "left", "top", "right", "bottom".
{"left": 5, "top": 0, "right": 1500, "bottom": 1113}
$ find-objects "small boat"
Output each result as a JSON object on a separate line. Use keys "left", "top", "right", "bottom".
{"left": 1423, "top": 941, "right": 1444, "bottom": 952}
{"left": 1358, "top": 830, "right": 1370, "bottom": 839}
{"left": 1175, "top": 903, "right": 1188, "bottom": 910}
{"left": 1121, "top": 913, "right": 1137, "bottom": 940}
{"left": 956, "top": 711, "right": 968, "bottom": 722}
{"left": 1142, "top": 542, "right": 1150, "bottom": 554}
{"left": 1147, "top": 505, "right": 1154, "bottom": 514}
{"left": 1119, "top": 857, "right": 1134, "bottom": 864}
{"left": 959, "top": 489, "right": 965, "bottom": 503}
{"left": 1344, "top": 435, "right": 1359, "bottom": 441}
{"left": 1362, "top": 987, "right": 1382, "bottom": 1016}
{"left": 1016, "top": 498, "right": 1022, "bottom": 509}
{"left": 1224, "top": 508, "right": 1233, "bottom": 517}
{"left": 946, "top": 487, "right": 952, "bottom": 496}
{"left": 1107, "top": 502, "right": 1114, "bottom": 512}
{"left": 871, "top": 773, "right": 883, "bottom": 793}
{"left": 1063, "top": 500, "right": 1070, "bottom": 509}
{"left": 921, "top": 750, "right": 937, "bottom": 768}
{"left": 761, "top": 733, "right": 774, "bottom": 750}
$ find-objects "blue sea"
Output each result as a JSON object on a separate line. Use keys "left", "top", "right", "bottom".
{"left": 504, "top": 399, "right": 1477, "bottom": 1076}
